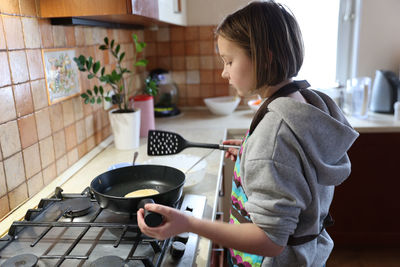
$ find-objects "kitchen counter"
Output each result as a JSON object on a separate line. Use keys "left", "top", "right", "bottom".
{"left": 157, "top": 107, "right": 400, "bottom": 133}
{"left": 2, "top": 107, "right": 400, "bottom": 265}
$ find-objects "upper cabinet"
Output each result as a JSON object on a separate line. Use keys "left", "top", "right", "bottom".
{"left": 38, "top": 0, "right": 187, "bottom": 27}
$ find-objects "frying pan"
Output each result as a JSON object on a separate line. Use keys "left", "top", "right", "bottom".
{"left": 90, "top": 164, "right": 185, "bottom": 226}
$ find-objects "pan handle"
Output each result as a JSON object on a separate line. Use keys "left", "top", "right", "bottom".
{"left": 137, "top": 199, "right": 163, "bottom": 227}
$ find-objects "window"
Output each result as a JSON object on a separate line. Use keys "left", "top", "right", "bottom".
{"left": 280, "top": 0, "right": 341, "bottom": 88}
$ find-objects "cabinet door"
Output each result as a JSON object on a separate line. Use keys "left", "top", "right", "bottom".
{"left": 40, "top": 0, "right": 159, "bottom": 23}
{"left": 39, "top": 0, "right": 130, "bottom": 17}
{"left": 329, "top": 132, "right": 400, "bottom": 246}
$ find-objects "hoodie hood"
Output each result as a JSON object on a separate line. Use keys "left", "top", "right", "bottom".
{"left": 268, "top": 89, "right": 359, "bottom": 186}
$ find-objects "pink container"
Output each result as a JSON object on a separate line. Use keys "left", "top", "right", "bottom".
{"left": 133, "top": 95, "right": 155, "bottom": 137}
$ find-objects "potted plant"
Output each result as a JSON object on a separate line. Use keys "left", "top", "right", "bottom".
{"left": 73, "top": 33, "right": 148, "bottom": 150}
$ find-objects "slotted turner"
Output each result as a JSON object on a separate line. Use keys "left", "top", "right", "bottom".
{"left": 147, "top": 130, "right": 240, "bottom": 156}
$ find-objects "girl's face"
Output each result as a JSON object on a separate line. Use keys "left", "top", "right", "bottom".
{"left": 217, "top": 36, "right": 254, "bottom": 96}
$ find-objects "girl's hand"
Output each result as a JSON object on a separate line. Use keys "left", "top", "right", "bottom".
{"left": 137, "top": 204, "right": 191, "bottom": 240}
{"left": 223, "top": 139, "right": 242, "bottom": 161}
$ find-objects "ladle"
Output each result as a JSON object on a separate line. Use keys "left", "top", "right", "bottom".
{"left": 133, "top": 151, "right": 139, "bottom": 165}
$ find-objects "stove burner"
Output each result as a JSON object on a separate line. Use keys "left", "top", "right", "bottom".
{"left": 1, "top": 253, "right": 38, "bottom": 267}
{"left": 62, "top": 198, "right": 92, "bottom": 218}
{"left": 90, "top": 255, "right": 133, "bottom": 267}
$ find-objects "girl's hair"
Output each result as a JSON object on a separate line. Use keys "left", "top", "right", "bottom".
{"left": 216, "top": 0, "right": 304, "bottom": 89}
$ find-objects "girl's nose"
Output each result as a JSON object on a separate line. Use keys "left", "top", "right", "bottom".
{"left": 221, "top": 68, "right": 229, "bottom": 79}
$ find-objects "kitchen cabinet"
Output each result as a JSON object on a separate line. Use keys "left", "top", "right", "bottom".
{"left": 212, "top": 126, "right": 400, "bottom": 248}
{"left": 38, "top": 0, "right": 163, "bottom": 27}
{"left": 329, "top": 132, "right": 400, "bottom": 246}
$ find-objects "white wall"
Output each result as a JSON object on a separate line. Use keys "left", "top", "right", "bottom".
{"left": 158, "top": 0, "right": 187, "bottom": 25}
{"left": 186, "top": 0, "right": 249, "bottom": 26}
{"left": 353, "top": 0, "right": 400, "bottom": 79}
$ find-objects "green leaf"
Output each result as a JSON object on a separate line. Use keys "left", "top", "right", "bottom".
{"left": 84, "top": 98, "right": 90, "bottom": 104}
{"left": 78, "top": 55, "right": 86, "bottom": 65}
{"left": 135, "top": 43, "right": 142, "bottom": 53}
{"left": 74, "top": 56, "right": 86, "bottom": 71}
{"left": 119, "top": 52, "right": 125, "bottom": 62}
{"left": 132, "top": 33, "right": 138, "bottom": 43}
{"left": 99, "top": 75, "right": 107, "bottom": 83}
{"left": 99, "top": 86, "right": 104, "bottom": 95}
{"left": 136, "top": 42, "right": 146, "bottom": 53}
{"left": 86, "top": 89, "right": 93, "bottom": 96}
{"left": 105, "top": 96, "right": 111, "bottom": 102}
{"left": 93, "top": 61, "right": 101, "bottom": 74}
{"left": 110, "top": 39, "right": 115, "bottom": 49}
{"left": 101, "top": 67, "right": 105, "bottom": 76}
{"left": 87, "top": 74, "right": 94, "bottom": 79}
{"left": 111, "top": 70, "right": 121, "bottom": 82}
{"left": 145, "top": 77, "right": 159, "bottom": 96}
{"left": 86, "top": 57, "right": 93, "bottom": 70}
{"left": 135, "top": 59, "right": 148, "bottom": 66}
{"left": 94, "top": 85, "right": 98, "bottom": 95}
{"left": 97, "top": 96, "right": 102, "bottom": 104}
{"left": 104, "top": 37, "right": 109, "bottom": 45}
{"left": 90, "top": 97, "right": 95, "bottom": 104}
{"left": 115, "top": 44, "right": 120, "bottom": 55}
{"left": 81, "top": 93, "right": 88, "bottom": 99}
{"left": 99, "top": 45, "right": 107, "bottom": 50}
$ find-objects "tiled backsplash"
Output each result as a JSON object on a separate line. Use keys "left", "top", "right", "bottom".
{"left": 144, "top": 26, "right": 232, "bottom": 106}
{"left": 0, "top": 1, "right": 231, "bottom": 219}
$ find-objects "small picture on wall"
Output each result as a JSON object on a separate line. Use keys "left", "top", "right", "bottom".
{"left": 42, "top": 48, "right": 81, "bottom": 105}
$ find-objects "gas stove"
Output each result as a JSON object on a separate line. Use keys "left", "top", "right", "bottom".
{"left": 0, "top": 187, "right": 206, "bottom": 267}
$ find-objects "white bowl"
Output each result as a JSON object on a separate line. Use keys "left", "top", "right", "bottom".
{"left": 143, "top": 154, "right": 207, "bottom": 189}
{"left": 108, "top": 162, "right": 133, "bottom": 170}
{"left": 204, "top": 96, "right": 240, "bottom": 115}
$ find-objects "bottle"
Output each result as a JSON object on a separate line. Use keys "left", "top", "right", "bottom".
{"left": 394, "top": 101, "right": 400, "bottom": 121}
{"left": 132, "top": 95, "right": 155, "bottom": 137}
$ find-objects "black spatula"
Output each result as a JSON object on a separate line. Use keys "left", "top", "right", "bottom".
{"left": 147, "top": 130, "right": 240, "bottom": 156}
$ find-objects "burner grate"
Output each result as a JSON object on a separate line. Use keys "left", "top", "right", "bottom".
{"left": 0, "top": 187, "right": 175, "bottom": 267}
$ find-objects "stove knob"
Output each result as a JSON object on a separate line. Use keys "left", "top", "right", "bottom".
{"left": 173, "top": 232, "right": 189, "bottom": 244}
{"left": 170, "top": 241, "right": 186, "bottom": 259}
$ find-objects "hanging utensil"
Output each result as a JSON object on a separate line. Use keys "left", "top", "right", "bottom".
{"left": 147, "top": 130, "right": 240, "bottom": 156}
{"left": 132, "top": 151, "right": 139, "bottom": 165}
{"left": 184, "top": 149, "right": 214, "bottom": 174}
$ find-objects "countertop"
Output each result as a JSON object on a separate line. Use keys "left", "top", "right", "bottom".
{"left": 156, "top": 107, "right": 400, "bottom": 133}
{"left": 2, "top": 107, "right": 400, "bottom": 266}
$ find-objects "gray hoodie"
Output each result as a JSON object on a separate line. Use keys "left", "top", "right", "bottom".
{"left": 241, "top": 89, "right": 359, "bottom": 266}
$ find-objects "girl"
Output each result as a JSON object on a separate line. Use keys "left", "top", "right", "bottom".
{"left": 138, "top": 1, "right": 359, "bottom": 266}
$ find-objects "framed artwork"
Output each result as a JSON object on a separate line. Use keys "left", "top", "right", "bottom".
{"left": 42, "top": 48, "right": 81, "bottom": 105}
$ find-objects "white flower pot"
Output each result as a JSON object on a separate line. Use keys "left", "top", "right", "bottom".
{"left": 109, "top": 108, "right": 141, "bottom": 150}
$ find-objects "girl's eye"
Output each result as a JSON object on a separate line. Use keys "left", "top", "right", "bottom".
{"left": 226, "top": 62, "right": 232, "bottom": 66}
